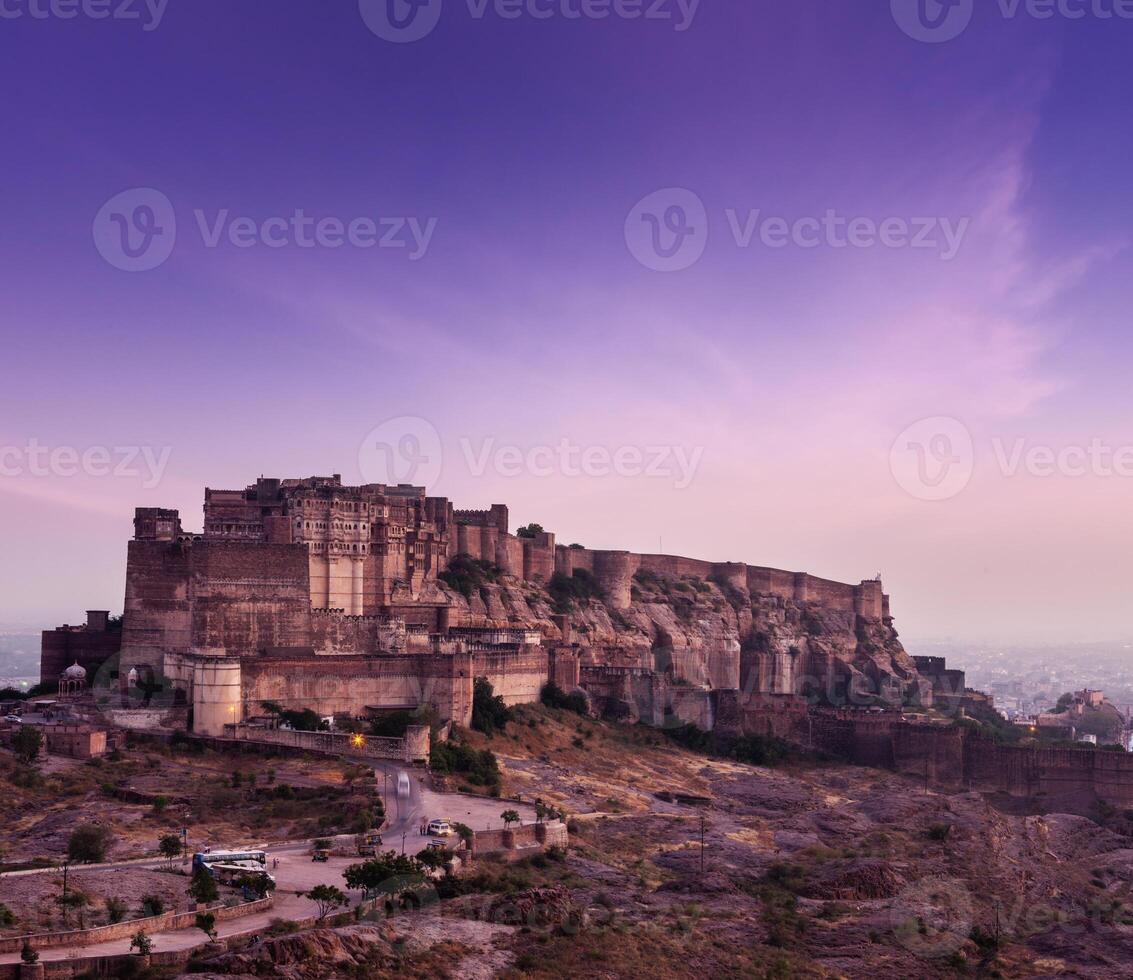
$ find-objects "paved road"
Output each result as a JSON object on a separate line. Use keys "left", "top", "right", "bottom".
{"left": 0, "top": 768, "right": 535, "bottom": 965}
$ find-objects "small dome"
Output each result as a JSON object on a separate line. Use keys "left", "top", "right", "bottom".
{"left": 63, "top": 662, "right": 87, "bottom": 680}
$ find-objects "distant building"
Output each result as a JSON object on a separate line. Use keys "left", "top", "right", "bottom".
{"left": 39, "top": 610, "right": 121, "bottom": 688}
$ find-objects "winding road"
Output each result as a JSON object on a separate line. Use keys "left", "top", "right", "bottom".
{"left": 0, "top": 766, "right": 534, "bottom": 966}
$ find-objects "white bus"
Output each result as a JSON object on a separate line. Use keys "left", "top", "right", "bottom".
{"left": 192, "top": 849, "right": 267, "bottom": 870}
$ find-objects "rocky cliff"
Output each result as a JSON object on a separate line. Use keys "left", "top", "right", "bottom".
{"left": 421, "top": 557, "right": 921, "bottom": 706}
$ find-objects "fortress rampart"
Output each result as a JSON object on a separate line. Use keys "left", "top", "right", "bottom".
{"left": 554, "top": 546, "right": 886, "bottom": 617}
{"left": 717, "top": 693, "right": 1133, "bottom": 814}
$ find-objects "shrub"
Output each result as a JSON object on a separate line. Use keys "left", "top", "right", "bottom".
{"left": 0, "top": 902, "right": 14, "bottom": 927}
{"left": 12, "top": 726, "right": 43, "bottom": 764}
{"left": 547, "top": 569, "right": 604, "bottom": 611}
{"left": 438, "top": 554, "right": 501, "bottom": 598}
{"left": 129, "top": 929, "right": 152, "bottom": 956}
{"left": 540, "top": 681, "right": 588, "bottom": 716}
{"left": 105, "top": 897, "right": 128, "bottom": 923}
{"left": 429, "top": 739, "right": 500, "bottom": 790}
{"left": 68, "top": 823, "right": 114, "bottom": 863}
{"left": 926, "top": 823, "right": 952, "bottom": 842}
{"left": 139, "top": 895, "right": 164, "bottom": 917}
{"left": 278, "top": 708, "right": 324, "bottom": 732}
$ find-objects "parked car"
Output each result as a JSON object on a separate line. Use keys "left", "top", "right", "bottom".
{"left": 312, "top": 850, "right": 330, "bottom": 862}
{"left": 426, "top": 819, "right": 453, "bottom": 836}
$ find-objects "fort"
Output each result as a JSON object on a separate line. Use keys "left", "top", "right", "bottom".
{"left": 41, "top": 473, "right": 897, "bottom": 737}
{"left": 32, "top": 470, "right": 1133, "bottom": 819}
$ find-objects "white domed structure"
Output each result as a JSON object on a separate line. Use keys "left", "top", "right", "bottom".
{"left": 60, "top": 661, "right": 87, "bottom": 697}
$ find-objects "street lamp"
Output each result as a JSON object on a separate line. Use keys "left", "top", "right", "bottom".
{"left": 352, "top": 733, "right": 364, "bottom": 748}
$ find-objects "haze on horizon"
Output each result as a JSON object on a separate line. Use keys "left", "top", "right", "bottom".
{"left": 1, "top": 3, "right": 1131, "bottom": 646}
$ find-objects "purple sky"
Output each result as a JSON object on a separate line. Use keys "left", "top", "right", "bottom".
{"left": 1, "top": 2, "right": 1131, "bottom": 642}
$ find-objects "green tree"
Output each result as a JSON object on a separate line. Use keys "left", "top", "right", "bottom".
{"left": 158, "top": 833, "right": 182, "bottom": 868}
{"left": 516, "top": 523, "right": 544, "bottom": 539}
{"left": 68, "top": 823, "right": 114, "bottom": 863}
{"left": 343, "top": 851, "right": 423, "bottom": 894}
{"left": 0, "top": 903, "right": 14, "bottom": 927}
{"left": 12, "top": 725, "right": 43, "bottom": 765}
{"left": 236, "top": 872, "right": 274, "bottom": 898}
{"left": 20, "top": 942, "right": 38, "bottom": 964}
{"left": 305, "top": 884, "right": 348, "bottom": 921}
{"left": 188, "top": 865, "right": 219, "bottom": 904}
{"left": 471, "top": 677, "right": 511, "bottom": 736}
{"left": 194, "top": 912, "right": 217, "bottom": 941}
{"left": 105, "top": 897, "right": 127, "bottom": 923}
{"left": 151, "top": 795, "right": 169, "bottom": 815}
{"left": 415, "top": 847, "right": 448, "bottom": 869}
{"left": 500, "top": 809, "right": 520, "bottom": 829}
{"left": 129, "top": 929, "right": 153, "bottom": 956}
{"left": 279, "top": 708, "right": 325, "bottom": 731}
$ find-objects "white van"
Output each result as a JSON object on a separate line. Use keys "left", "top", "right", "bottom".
{"left": 426, "top": 819, "right": 453, "bottom": 836}
{"left": 397, "top": 772, "right": 410, "bottom": 797}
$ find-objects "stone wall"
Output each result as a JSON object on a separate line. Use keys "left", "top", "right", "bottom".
{"left": 553, "top": 547, "right": 886, "bottom": 619}
{"left": 225, "top": 723, "right": 424, "bottom": 762}
{"left": 580, "top": 666, "right": 714, "bottom": 729}
{"left": 238, "top": 651, "right": 474, "bottom": 726}
{"left": 0, "top": 897, "right": 273, "bottom": 954}
{"left": 471, "top": 819, "right": 569, "bottom": 861}
{"left": 717, "top": 696, "right": 1133, "bottom": 815}
{"left": 472, "top": 646, "right": 548, "bottom": 707}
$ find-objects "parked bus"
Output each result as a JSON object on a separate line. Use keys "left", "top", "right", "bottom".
{"left": 192, "top": 849, "right": 267, "bottom": 870}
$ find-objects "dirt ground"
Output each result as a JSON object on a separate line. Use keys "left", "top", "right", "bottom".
{"left": 8, "top": 707, "right": 1133, "bottom": 977}
{"left": 0, "top": 864, "right": 233, "bottom": 937}
{"left": 0, "top": 742, "right": 382, "bottom": 868}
